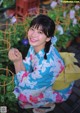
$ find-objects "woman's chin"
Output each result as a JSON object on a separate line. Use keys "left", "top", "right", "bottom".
{"left": 29, "top": 42, "right": 36, "bottom": 46}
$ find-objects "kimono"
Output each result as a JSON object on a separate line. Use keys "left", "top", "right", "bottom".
{"left": 13, "top": 44, "right": 74, "bottom": 109}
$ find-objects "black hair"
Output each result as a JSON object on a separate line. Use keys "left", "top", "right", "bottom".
{"left": 30, "top": 14, "right": 55, "bottom": 59}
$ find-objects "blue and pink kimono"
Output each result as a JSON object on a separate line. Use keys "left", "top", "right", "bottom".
{"left": 13, "top": 44, "right": 74, "bottom": 109}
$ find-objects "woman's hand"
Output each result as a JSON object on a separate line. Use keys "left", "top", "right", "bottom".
{"left": 8, "top": 48, "right": 25, "bottom": 73}
{"left": 8, "top": 48, "right": 22, "bottom": 63}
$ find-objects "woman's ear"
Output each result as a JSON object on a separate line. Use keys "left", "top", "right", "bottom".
{"left": 46, "top": 37, "right": 51, "bottom": 42}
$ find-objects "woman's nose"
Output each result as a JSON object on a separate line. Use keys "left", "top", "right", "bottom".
{"left": 32, "top": 31, "right": 38, "bottom": 37}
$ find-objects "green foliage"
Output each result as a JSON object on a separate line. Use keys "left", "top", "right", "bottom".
{"left": 2, "top": 0, "right": 15, "bottom": 8}
{"left": 48, "top": 4, "right": 80, "bottom": 50}
{"left": 47, "top": 6, "right": 64, "bottom": 22}
{"left": 0, "top": 74, "right": 18, "bottom": 113}
{"left": 0, "top": 41, "right": 9, "bottom": 68}
{"left": 0, "top": 18, "right": 30, "bottom": 113}
{"left": 5, "top": 22, "right": 26, "bottom": 47}
{"left": 0, "top": 30, "right": 3, "bottom": 39}
{"left": 55, "top": 31, "right": 73, "bottom": 49}
{"left": 0, "top": 17, "right": 31, "bottom": 70}
{"left": 69, "top": 24, "right": 80, "bottom": 37}
{"left": 4, "top": 17, "right": 32, "bottom": 48}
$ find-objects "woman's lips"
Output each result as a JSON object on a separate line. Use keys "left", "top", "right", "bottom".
{"left": 30, "top": 38, "right": 38, "bottom": 43}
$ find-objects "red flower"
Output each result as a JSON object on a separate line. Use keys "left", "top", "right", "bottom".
{"left": 30, "top": 93, "right": 44, "bottom": 104}
{"left": 30, "top": 95, "right": 38, "bottom": 104}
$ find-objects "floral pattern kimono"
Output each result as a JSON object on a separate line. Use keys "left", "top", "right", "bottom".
{"left": 14, "top": 44, "right": 74, "bottom": 109}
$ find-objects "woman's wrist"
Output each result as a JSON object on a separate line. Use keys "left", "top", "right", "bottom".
{"left": 13, "top": 60, "right": 23, "bottom": 65}
{"left": 13, "top": 60, "right": 25, "bottom": 73}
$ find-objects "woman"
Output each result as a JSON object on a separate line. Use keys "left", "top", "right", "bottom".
{"left": 8, "top": 14, "right": 74, "bottom": 113}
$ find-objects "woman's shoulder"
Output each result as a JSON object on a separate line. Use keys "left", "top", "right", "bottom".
{"left": 48, "top": 45, "right": 61, "bottom": 57}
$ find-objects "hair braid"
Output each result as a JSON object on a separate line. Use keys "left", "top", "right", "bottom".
{"left": 44, "top": 40, "right": 51, "bottom": 59}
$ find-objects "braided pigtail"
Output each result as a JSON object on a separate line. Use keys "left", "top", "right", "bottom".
{"left": 44, "top": 40, "right": 51, "bottom": 59}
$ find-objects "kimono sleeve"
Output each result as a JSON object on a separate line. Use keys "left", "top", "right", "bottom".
{"left": 22, "top": 46, "right": 33, "bottom": 72}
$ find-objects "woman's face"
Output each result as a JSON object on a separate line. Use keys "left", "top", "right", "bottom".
{"left": 28, "top": 25, "right": 50, "bottom": 52}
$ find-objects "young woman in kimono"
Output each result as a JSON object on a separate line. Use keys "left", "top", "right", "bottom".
{"left": 8, "top": 14, "right": 74, "bottom": 113}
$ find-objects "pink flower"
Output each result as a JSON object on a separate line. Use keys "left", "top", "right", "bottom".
{"left": 30, "top": 93, "right": 44, "bottom": 104}
{"left": 38, "top": 93, "right": 44, "bottom": 99}
{"left": 56, "top": 93, "right": 63, "bottom": 102}
{"left": 18, "top": 93, "right": 28, "bottom": 102}
{"left": 30, "top": 54, "right": 33, "bottom": 60}
{"left": 34, "top": 67, "right": 37, "bottom": 70}
{"left": 21, "top": 72, "right": 29, "bottom": 82}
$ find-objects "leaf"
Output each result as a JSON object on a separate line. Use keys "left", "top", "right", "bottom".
{"left": 0, "top": 75, "right": 7, "bottom": 81}
{"left": 6, "top": 92, "right": 17, "bottom": 102}
{"left": 6, "top": 83, "right": 14, "bottom": 92}
{"left": 0, "top": 95, "right": 5, "bottom": 103}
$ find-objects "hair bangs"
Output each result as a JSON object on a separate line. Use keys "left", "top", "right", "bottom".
{"left": 30, "top": 21, "right": 49, "bottom": 36}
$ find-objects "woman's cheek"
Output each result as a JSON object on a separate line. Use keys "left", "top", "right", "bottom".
{"left": 28, "top": 31, "right": 32, "bottom": 38}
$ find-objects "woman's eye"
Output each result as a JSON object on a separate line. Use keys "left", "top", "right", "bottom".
{"left": 38, "top": 31, "right": 43, "bottom": 34}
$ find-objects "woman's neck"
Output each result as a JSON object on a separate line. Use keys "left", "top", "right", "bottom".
{"left": 34, "top": 45, "right": 45, "bottom": 53}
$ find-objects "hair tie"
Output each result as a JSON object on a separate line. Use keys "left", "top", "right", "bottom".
{"left": 51, "top": 36, "right": 57, "bottom": 45}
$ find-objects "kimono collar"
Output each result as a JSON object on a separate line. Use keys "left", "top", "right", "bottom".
{"left": 31, "top": 46, "right": 45, "bottom": 58}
